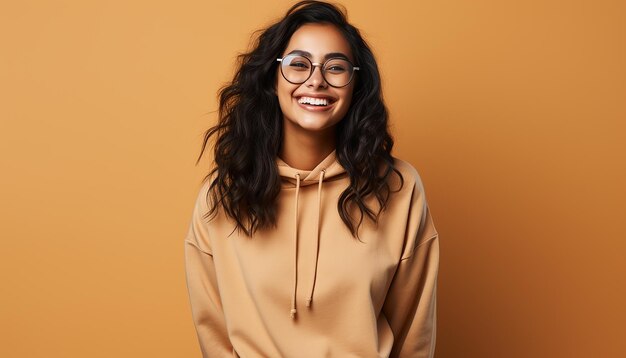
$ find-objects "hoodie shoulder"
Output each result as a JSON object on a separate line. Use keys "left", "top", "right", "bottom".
{"left": 391, "top": 157, "right": 427, "bottom": 195}
{"left": 184, "top": 175, "right": 218, "bottom": 254}
{"left": 391, "top": 157, "right": 437, "bottom": 258}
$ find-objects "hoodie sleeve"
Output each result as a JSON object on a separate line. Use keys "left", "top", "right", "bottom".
{"left": 184, "top": 183, "right": 233, "bottom": 357}
{"left": 382, "top": 183, "right": 440, "bottom": 358}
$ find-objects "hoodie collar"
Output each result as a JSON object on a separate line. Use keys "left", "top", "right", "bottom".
{"left": 277, "top": 150, "right": 346, "bottom": 186}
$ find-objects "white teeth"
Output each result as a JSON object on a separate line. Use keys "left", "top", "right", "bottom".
{"left": 298, "top": 96, "right": 329, "bottom": 106}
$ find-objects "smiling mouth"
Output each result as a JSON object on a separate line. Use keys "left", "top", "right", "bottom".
{"left": 296, "top": 96, "right": 336, "bottom": 107}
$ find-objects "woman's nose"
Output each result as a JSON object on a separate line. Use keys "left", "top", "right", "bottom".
{"left": 305, "top": 65, "right": 328, "bottom": 88}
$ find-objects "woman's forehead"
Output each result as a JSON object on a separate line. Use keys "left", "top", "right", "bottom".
{"left": 284, "top": 23, "right": 353, "bottom": 61}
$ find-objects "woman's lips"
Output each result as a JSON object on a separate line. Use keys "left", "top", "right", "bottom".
{"left": 295, "top": 98, "right": 335, "bottom": 112}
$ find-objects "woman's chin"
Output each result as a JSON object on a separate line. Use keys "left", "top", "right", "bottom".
{"left": 286, "top": 113, "right": 340, "bottom": 132}
{"left": 296, "top": 119, "right": 339, "bottom": 134}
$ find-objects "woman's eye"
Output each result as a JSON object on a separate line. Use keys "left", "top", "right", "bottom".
{"left": 327, "top": 66, "right": 346, "bottom": 73}
{"left": 289, "top": 62, "right": 309, "bottom": 69}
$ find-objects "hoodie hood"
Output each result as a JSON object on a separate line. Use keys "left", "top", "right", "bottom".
{"left": 276, "top": 150, "right": 347, "bottom": 319}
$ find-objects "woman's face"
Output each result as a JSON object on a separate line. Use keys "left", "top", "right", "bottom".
{"left": 276, "top": 23, "right": 355, "bottom": 135}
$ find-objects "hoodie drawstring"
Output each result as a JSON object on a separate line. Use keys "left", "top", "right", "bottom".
{"left": 290, "top": 173, "right": 301, "bottom": 319}
{"left": 306, "top": 169, "right": 325, "bottom": 307}
{"left": 290, "top": 170, "right": 326, "bottom": 319}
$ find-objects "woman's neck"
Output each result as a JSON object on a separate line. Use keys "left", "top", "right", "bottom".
{"left": 280, "top": 123, "right": 336, "bottom": 171}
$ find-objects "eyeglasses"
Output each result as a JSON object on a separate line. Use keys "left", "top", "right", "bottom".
{"left": 276, "top": 54, "right": 360, "bottom": 88}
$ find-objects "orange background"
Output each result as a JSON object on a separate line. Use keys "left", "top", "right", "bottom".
{"left": 1, "top": 1, "right": 624, "bottom": 357}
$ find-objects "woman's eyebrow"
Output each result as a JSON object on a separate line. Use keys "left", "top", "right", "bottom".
{"left": 286, "top": 49, "right": 351, "bottom": 61}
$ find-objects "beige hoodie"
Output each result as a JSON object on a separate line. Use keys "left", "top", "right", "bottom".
{"left": 184, "top": 150, "right": 439, "bottom": 357}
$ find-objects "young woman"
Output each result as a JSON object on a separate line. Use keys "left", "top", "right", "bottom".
{"left": 184, "top": 1, "right": 439, "bottom": 357}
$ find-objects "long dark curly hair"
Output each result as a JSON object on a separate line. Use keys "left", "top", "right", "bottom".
{"left": 197, "top": 0, "right": 403, "bottom": 237}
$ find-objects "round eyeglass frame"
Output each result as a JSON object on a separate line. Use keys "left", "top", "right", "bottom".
{"left": 276, "top": 55, "right": 360, "bottom": 88}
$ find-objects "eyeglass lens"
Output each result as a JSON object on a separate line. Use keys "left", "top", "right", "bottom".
{"left": 280, "top": 55, "right": 354, "bottom": 87}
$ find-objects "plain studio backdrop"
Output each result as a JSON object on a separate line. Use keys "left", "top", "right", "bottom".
{"left": 1, "top": 0, "right": 624, "bottom": 357}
